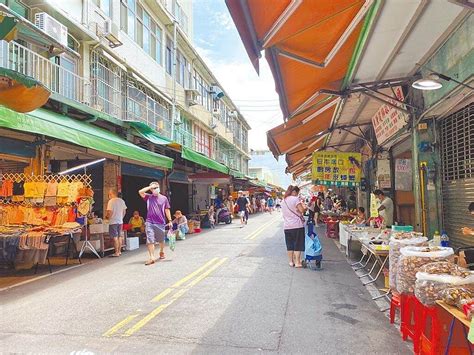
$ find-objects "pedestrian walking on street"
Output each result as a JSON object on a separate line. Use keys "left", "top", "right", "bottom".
{"left": 267, "top": 196, "right": 275, "bottom": 214}
{"left": 282, "top": 185, "right": 306, "bottom": 268}
{"left": 275, "top": 197, "right": 282, "bottom": 212}
{"left": 106, "top": 189, "right": 127, "bottom": 257}
{"left": 236, "top": 190, "right": 249, "bottom": 226}
{"left": 139, "top": 182, "right": 172, "bottom": 266}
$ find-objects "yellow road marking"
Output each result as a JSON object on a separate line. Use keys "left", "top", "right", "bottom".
{"left": 102, "top": 314, "right": 139, "bottom": 337}
{"left": 171, "top": 257, "right": 220, "bottom": 288}
{"left": 123, "top": 258, "right": 228, "bottom": 337}
{"left": 151, "top": 288, "right": 173, "bottom": 303}
{"left": 244, "top": 217, "right": 279, "bottom": 240}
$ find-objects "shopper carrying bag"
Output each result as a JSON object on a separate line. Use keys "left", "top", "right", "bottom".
{"left": 281, "top": 185, "right": 307, "bottom": 268}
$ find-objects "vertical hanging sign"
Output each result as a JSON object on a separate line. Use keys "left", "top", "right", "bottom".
{"left": 371, "top": 86, "right": 409, "bottom": 144}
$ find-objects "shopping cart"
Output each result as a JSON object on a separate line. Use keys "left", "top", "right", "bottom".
{"left": 304, "top": 222, "right": 323, "bottom": 270}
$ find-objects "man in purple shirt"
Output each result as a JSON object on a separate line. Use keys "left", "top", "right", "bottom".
{"left": 139, "top": 181, "right": 172, "bottom": 265}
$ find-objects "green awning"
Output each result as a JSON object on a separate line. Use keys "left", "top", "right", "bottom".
{"left": 229, "top": 169, "right": 245, "bottom": 179}
{"left": 129, "top": 121, "right": 173, "bottom": 145}
{"left": 0, "top": 106, "right": 173, "bottom": 169}
{"left": 181, "top": 147, "right": 229, "bottom": 174}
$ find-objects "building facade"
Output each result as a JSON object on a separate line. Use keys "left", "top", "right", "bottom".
{"left": 0, "top": 0, "right": 250, "bottom": 216}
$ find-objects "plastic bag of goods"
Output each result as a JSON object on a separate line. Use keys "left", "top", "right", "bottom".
{"left": 440, "top": 287, "right": 474, "bottom": 310}
{"left": 414, "top": 262, "right": 474, "bottom": 305}
{"left": 389, "top": 233, "right": 427, "bottom": 290}
{"left": 396, "top": 246, "right": 454, "bottom": 294}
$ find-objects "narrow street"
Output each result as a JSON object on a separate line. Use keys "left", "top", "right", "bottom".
{"left": 1, "top": 213, "right": 408, "bottom": 354}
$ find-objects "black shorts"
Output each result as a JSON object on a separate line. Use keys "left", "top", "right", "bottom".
{"left": 284, "top": 227, "right": 305, "bottom": 251}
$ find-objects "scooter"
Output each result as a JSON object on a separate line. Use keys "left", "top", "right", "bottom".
{"left": 217, "top": 207, "right": 232, "bottom": 224}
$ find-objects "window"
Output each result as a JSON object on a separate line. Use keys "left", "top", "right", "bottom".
{"left": 151, "top": 24, "right": 162, "bottom": 65}
{"left": 93, "top": 0, "right": 111, "bottom": 17}
{"left": 1, "top": 0, "right": 28, "bottom": 17}
{"left": 172, "top": 0, "right": 189, "bottom": 34}
{"left": 176, "top": 50, "right": 186, "bottom": 86}
{"left": 120, "top": 0, "right": 137, "bottom": 40}
{"left": 141, "top": 8, "right": 151, "bottom": 54}
{"left": 195, "top": 126, "right": 211, "bottom": 157}
{"left": 165, "top": 37, "right": 172, "bottom": 75}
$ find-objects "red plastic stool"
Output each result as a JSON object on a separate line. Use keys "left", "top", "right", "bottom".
{"left": 400, "top": 294, "right": 422, "bottom": 353}
{"left": 326, "top": 220, "right": 339, "bottom": 238}
{"left": 390, "top": 292, "right": 401, "bottom": 324}
{"left": 418, "top": 303, "right": 441, "bottom": 355}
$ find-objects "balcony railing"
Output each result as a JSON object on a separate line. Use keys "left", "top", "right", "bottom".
{"left": 175, "top": 128, "right": 195, "bottom": 150}
{"left": 0, "top": 40, "right": 89, "bottom": 104}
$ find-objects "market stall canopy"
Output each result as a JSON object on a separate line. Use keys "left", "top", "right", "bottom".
{"left": 267, "top": 97, "right": 338, "bottom": 157}
{"left": 0, "top": 67, "right": 50, "bottom": 112}
{"left": 0, "top": 4, "right": 79, "bottom": 57}
{"left": 188, "top": 172, "right": 232, "bottom": 185}
{"left": 182, "top": 147, "right": 229, "bottom": 174}
{"left": 229, "top": 168, "right": 245, "bottom": 179}
{"left": 0, "top": 106, "right": 173, "bottom": 169}
{"left": 226, "top": 0, "right": 373, "bottom": 117}
{"left": 130, "top": 121, "right": 182, "bottom": 150}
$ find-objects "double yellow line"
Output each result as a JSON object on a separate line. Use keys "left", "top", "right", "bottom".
{"left": 244, "top": 216, "right": 279, "bottom": 240}
{"left": 102, "top": 257, "right": 227, "bottom": 337}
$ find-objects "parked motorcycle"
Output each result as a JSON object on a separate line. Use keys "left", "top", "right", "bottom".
{"left": 217, "top": 207, "right": 232, "bottom": 224}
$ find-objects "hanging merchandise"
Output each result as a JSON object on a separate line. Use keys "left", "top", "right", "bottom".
{"left": 0, "top": 172, "right": 92, "bottom": 269}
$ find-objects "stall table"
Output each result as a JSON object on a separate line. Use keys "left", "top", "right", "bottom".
{"left": 436, "top": 300, "right": 473, "bottom": 354}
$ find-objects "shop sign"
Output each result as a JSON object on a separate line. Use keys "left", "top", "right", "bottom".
{"left": 377, "top": 159, "right": 391, "bottom": 189}
{"left": 371, "top": 86, "right": 409, "bottom": 144}
{"left": 312, "top": 152, "right": 362, "bottom": 187}
{"left": 395, "top": 159, "right": 412, "bottom": 191}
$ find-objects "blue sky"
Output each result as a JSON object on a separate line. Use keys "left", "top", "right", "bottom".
{"left": 192, "top": 0, "right": 284, "bottom": 151}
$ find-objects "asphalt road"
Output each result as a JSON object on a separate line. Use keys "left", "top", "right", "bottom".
{"left": 0, "top": 212, "right": 410, "bottom": 354}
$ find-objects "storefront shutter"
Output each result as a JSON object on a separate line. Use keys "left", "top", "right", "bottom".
{"left": 440, "top": 103, "right": 474, "bottom": 247}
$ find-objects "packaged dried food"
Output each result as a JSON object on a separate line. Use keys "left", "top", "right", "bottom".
{"left": 463, "top": 302, "right": 474, "bottom": 320}
{"left": 396, "top": 246, "right": 454, "bottom": 294}
{"left": 414, "top": 265, "right": 474, "bottom": 305}
{"left": 388, "top": 236, "right": 427, "bottom": 290}
{"left": 441, "top": 287, "right": 474, "bottom": 309}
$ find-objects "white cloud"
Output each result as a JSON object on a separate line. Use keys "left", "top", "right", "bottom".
{"left": 195, "top": 46, "right": 283, "bottom": 150}
{"left": 212, "top": 11, "right": 234, "bottom": 31}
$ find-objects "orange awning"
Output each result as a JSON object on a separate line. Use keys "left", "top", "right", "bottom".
{"left": 227, "top": 0, "right": 376, "bottom": 176}
{"left": 267, "top": 98, "right": 338, "bottom": 157}
{"left": 226, "top": 0, "right": 371, "bottom": 117}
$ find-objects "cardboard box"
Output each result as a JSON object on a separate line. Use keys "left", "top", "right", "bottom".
{"left": 89, "top": 224, "right": 104, "bottom": 234}
{"left": 126, "top": 237, "right": 139, "bottom": 251}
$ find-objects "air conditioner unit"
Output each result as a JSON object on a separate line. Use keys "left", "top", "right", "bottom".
{"left": 212, "top": 108, "right": 221, "bottom": 117}
{"left": 185, "top": 89, "right": 200, "bottom": 106}
{"left": 210, "top": 85, "right": 224, "bottom": 100}
{"left": 103, "top": 20, "right": 122, "bottom": 48}
{"left": 34, "top": 13, "right": 68, "bottom": 46}
{"left": 174, "top": 110, "right": 182, "bottom": 125}
{"left": 229, "top": 110, "right": 238, "bottom": 119}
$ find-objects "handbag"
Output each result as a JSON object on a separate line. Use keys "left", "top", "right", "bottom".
{"left": 284, "top": 198, "right": 305, "bottom": 223}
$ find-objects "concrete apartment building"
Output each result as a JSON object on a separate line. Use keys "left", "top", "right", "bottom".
{"left": 0, "top": 0, "right": 250, "bottom": 214}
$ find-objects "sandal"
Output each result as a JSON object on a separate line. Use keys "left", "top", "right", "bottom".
{"left": 289, "top": 263, "right": 295, "bottom": 267}
{"left": 159, "top": 252, "right": 165, "bottom": 260}
{"left": 294, "top": 264, "right": 303, "bottom": 268}
{"left": 145, "top": 260, "right": 155, "bottom": 266}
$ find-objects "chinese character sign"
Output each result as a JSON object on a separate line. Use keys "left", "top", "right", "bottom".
{"left": 371, "top": 86, "right": 409, "bottom": 144}
{"left": 312, "top": 152, "right": 362, "bottom": 187}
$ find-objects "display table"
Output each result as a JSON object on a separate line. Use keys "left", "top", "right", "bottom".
{"left": 357, "top": 241, "right": 389, "bottom": 287}
{"left": 436, "top": 301, "right": 473, "bottom": 353}
{"left": 342, "top": 225, "right": 382, "bottom": 258}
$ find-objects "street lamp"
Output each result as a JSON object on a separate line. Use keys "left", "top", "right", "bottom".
{"left": 412, "top": 74, "right": 443, "bottom": 91}
{"left": 412, "top": 71, "right": 474, "bottom": 91}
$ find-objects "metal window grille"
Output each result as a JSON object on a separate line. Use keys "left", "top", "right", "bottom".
{"left": 440, "top": 103, "right": 474, "bottom": 181}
